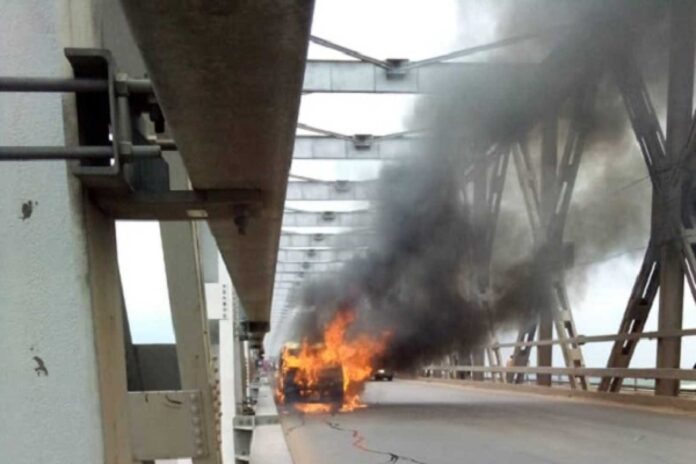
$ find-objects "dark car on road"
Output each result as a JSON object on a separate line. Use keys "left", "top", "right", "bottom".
{"left": 373, "top": 368, "right": 394, "bottom": 381}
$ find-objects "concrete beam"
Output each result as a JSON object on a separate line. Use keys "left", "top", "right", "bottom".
{"left": 282, "top": 209, "right": 371, "bottom": 227}
{"left": 293, "top": 135, "right": 417, "bottom": 159}
{"left": 121, "top": 0, "right": 314, "bottom": 324}
{"left": 285, "top": 180, "right": 374, "bottom": 201}
{"left": 303, "top": 60, "right": 534, "bottom": 94}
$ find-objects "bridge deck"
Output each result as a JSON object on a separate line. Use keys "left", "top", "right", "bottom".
{"left": 282, "top": 379, "right": 696, "bottom": 464}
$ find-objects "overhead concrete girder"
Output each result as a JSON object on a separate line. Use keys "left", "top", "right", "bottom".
{"left": 282, "top": 209, "right": 371, "bottom": 227}
{"left": 277, "top": 248, "right": 359, "bottom": 263}
{"left": 293, "top": 135, "right": 417, "bottom": 159}
{"left": 279, "top": 232, "right": 370, "bottom": 248}
{"left": 303, "top": 60, "right": 534, "bottom": 94}
{"left": 120, "top": 0, "right": 314, "bottom": 325}
{"left": 286, "top": 180, "right": 374, "bottom": 201}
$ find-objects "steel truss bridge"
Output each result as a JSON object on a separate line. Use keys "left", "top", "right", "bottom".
{"left": 1, "top": 1, "right": 696, "bottom": 464}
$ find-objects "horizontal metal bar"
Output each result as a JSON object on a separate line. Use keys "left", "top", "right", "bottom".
{"left": 285, "top": 180, "right": 375, "bottom": 201}
{"left": 303, "top": 60, "right": 535, "bottom": 94}
{"left": 0, "top": 76, "right": 153, "bottom": 94}
{"left": 276, "top": 262, "right": 343, "bottom": 273}
{"left": 0, "top": 76, "right": 107, "bottom": 92}
{"left": 491, "top": 328, "right": 696, "bottom": 349}
{"left": 124, "top": 78, "right": 154, "bottom": 94}
{"left": 282, "top": 210, "right": 371, "bottom": 228}
{"left": 0, "top": 145, "right": 161, "bottom": 161}
{"left": 95, "top": 189, "right": 262, "bottom": 220}
{"left": 279, "top": 232, "right": 370, "bottom": 248}
{"left": 293, "top": 135, "right": 417, "bottom": 159}
{"left": 426, "top": 365, "right": 696, "bottom": 381}
{"left": 148, "top": 138, "right": 178, "bottom": 150}
{"left": 277, "top": 248, "right": 360, "bottom": 263}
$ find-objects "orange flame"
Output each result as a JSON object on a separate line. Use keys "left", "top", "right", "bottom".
{"left": 277, "top": 309, "right": 389, "bottom": 412}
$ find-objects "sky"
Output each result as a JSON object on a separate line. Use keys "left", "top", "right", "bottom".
{"left": 116, "top": 0, "right": 696, "bottom": 369}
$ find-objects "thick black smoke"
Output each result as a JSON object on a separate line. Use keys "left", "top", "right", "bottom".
{"left": 285, "top": 1, "right": 668, "bottom": 370}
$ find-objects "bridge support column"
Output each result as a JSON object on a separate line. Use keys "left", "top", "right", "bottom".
{"left": 656, "top": 0, "right": 695, "bottom": 396}
{"left": 0, "top": 1, "right": 135, "bottom": 462}
{"left": 537, "top": 114, "right": 558, "bottom": 387}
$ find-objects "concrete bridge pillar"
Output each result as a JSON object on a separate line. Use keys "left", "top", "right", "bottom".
{"left": 0, "top": 1, "right": 132, "bottom": 462}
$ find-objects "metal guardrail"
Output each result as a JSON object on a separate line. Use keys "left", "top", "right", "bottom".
{"left": 425, "top": 365, "right": 696, "bottom": 381}
{"left": 489, "top": 328, "right": 696, "bottom": 349}
{"left": 425, "top": 327, "right": 696, "bottom": 394}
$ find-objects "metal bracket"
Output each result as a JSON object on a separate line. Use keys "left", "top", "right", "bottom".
{"left": 352, "top": 134, "right": 374, "bottom": 149}
{"left": 385, "top": 58, "right": 410, "bottom": 79}
{"left": 93, "top": 189, "right": 263, "bottom": 221}
{"left": 65, "top": 48, "right": 165, "bottom": 192}
{"left": 65, "top": 48, "right": 121, "bottom": 179}
{"left": 0, "top": 47, "right": 165, "bottom": 192}
{"left": 128, "top": 390, "right": 209, "bottom": 461}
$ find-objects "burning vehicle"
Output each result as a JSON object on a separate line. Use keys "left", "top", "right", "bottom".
{"left": 276, "top": 309, "right": 389, "bottom": 413}
{"left": 278, "top": 342, "right": 344, "bottom": 407}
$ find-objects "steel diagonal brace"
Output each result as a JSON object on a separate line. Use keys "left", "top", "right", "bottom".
{"left": 476, "top": 145, "right": 511, "bottom": 380}
{"left": 617, "top": 51, "right": 696, "bottom": 294}
{"left": 309, "top": 36, "right": 390, "bottom": 69}
{"left": 513, "top": 141, "right": 543, "bottom": 242}
{"left": 599, "top": 246, "right": 660, "bottom": 391}
{"left": 509, "top": 140, "right": 543, "bottom": 383}
{"left": 508, "top": 83, "right": 596, "bottom": 388}
{"left": 602, "top": 50, "right": 696, "bottom": 391}
{"left": 543, "top": 84, "right": 599, "bottom": 390}
{"left": 484, "top": 147, "right": 512, "bottom": 264}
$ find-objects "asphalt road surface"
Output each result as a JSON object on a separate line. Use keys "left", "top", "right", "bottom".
{"left": 280, "top": 379, "right": 696, "bottom": 464}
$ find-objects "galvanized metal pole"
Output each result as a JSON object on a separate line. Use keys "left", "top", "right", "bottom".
{"left": 656, "top": 0, "right": 695, "bottom": 396}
